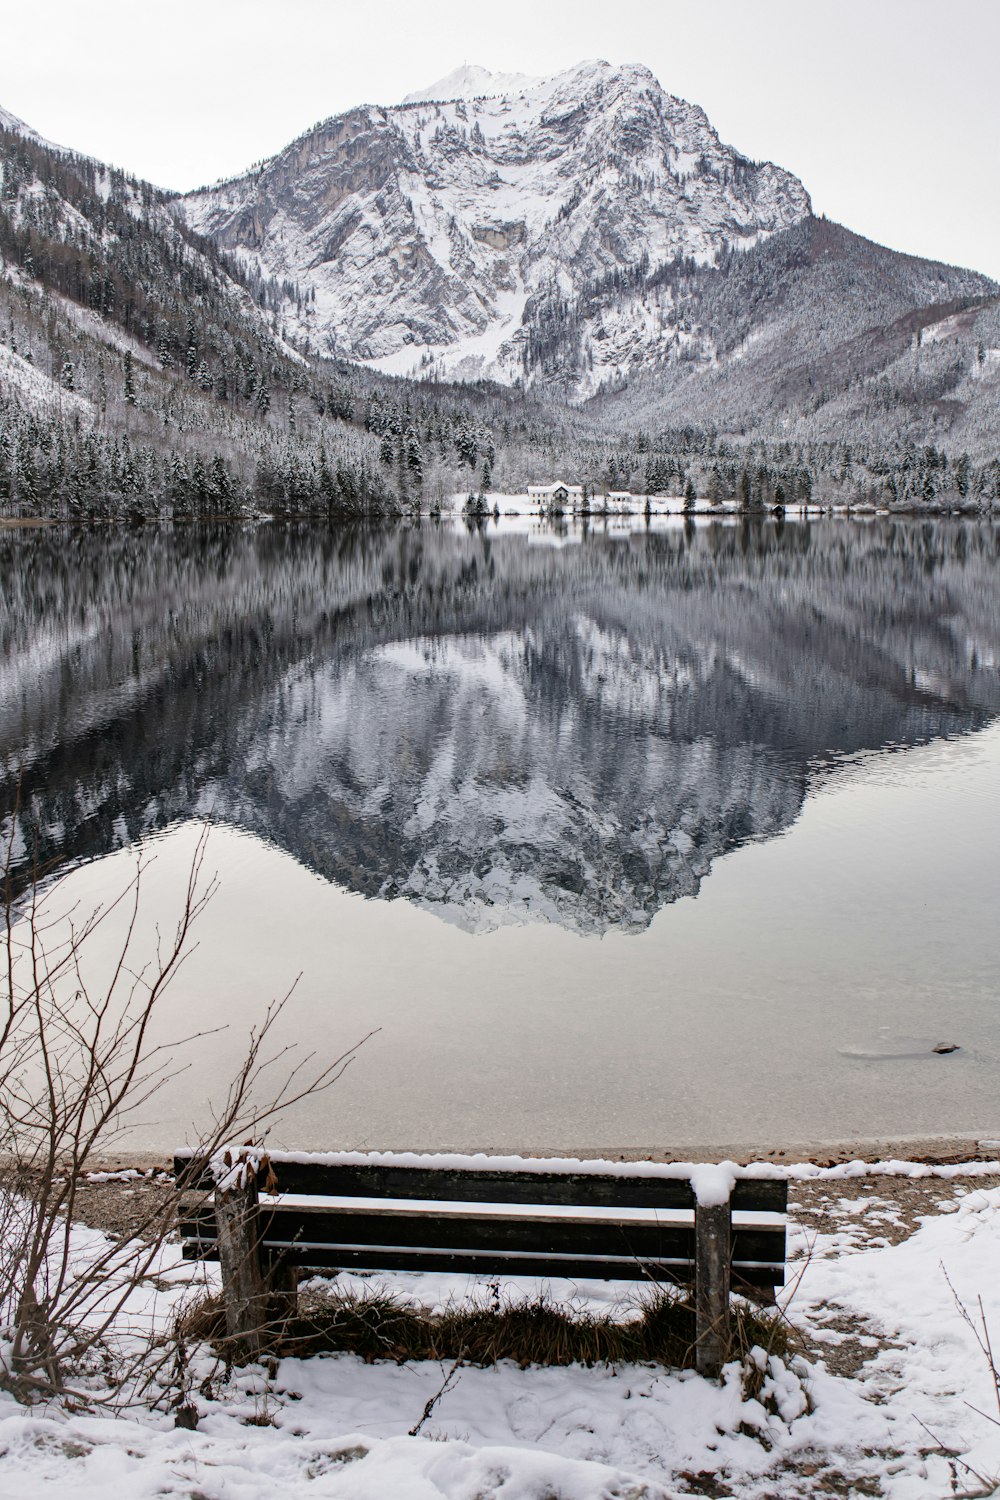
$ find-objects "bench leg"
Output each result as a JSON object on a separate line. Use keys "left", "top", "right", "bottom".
{"left": 214, "top": 1178, "right": 268, "bottom": 1363}
{"left": 695, "top": 1201, "right": 731, "bottom": 1377}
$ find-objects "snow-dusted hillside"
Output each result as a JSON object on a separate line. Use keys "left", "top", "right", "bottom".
{"left": 0, "top": 342, "right": 93, "bottom": 417}
{"left": 177, "top": 61, "right": 811, "bottom": 392}
{"left": 0, "top": 105, "right": 32, "bottom": 137}
{"left": 0, "top": 103, "right": 55, "bottom": 150}
{"left": 590, "top": 216, "right": 1000, "bottom": 453}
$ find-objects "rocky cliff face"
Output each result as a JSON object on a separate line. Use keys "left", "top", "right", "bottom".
{"left": 177, "top": 61, "right": 812, "bottom": 390}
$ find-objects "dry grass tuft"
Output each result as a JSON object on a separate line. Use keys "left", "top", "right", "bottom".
{"left": 178, "top": 1281, "right": 788, "bottom": 1370}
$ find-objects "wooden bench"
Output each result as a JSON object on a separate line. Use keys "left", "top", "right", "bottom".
{"left": 174, "top": 1149, "right": 788, "bottom": 1376}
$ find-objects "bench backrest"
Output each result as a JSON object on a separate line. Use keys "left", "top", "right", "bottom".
{"left": 175, "top": 1151, "right": 788, "bottom": 1289}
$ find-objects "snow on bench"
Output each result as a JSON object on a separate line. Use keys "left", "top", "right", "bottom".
{"left": 174, "top": 1147, "right": 789, "bottom": 1376}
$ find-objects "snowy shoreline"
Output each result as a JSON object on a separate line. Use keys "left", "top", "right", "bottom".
{"left": 77, "top": 1132, "right": 1000, "bottom": 1176}
{"left": 3, "top": 502, "right": 998, "bottom": 529}
{"left": 6, "top": 1163, "right": 1000, "bottom": 1497}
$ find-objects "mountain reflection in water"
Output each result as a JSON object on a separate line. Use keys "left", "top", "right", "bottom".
{"left": 3, "top": 518, "right": 999, "bottom": 934}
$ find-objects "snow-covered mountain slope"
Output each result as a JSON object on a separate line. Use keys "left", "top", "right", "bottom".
{"left": 0, "top": 105, "right": 31, "bottom": 136}
{"left": 177, "top": 61, "right": 811, "bottom": 390}
{"left": 0, "top": 101, "right": 98, "bottom": 162}
{"left": 0, "top": 107, "right": 402, "bottom": 516}
{"left": 0, "top": 342, "right": 93, "bottom": 417}
{"left": 0, "top": 106, "right": 295, "bottom": 380}
{"left": 0, "top": 103, "right": 53, "bottom": 149}
{"left": 402, "top": 65, "right": 542, "bottom": 104}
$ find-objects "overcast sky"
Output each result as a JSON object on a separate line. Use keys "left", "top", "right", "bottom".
{"left": 3, "top": 0, "right": 998, "bottom": 278}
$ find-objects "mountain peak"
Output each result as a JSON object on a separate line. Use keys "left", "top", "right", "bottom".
{"left": 181, "top": 60, "right": 814, "bottom": 391}
{"left": 401, "top": 64, "right": 542, "bottom": 105}
{"left": 400, "top": 60, "right": 663, "bottom": 109}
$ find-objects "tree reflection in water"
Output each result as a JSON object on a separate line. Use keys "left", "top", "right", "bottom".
{"left": 3, "top": 518, "right": 999, "bottom": 934}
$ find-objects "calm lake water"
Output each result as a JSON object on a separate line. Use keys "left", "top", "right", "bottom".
{"left": 3, "top": 515, "right": 1000, "bottom": 1154}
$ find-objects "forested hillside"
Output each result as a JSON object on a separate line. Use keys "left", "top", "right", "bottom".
{"left": 586, "top": 218, "right": 1000, "bottom": 458}
{"left": 0, "top": 124, "right": 583, "bottom": 517}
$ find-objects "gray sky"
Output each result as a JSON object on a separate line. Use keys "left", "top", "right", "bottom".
{"left": 2, "top": 0, "right": 998, "bottom": 278}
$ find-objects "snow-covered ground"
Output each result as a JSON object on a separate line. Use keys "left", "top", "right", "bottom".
{"left": 4, "top": 1167, "right": 1000, "bottom": 1497}
{"left": 0, "top": 344, "right": 93, "bottom": 418}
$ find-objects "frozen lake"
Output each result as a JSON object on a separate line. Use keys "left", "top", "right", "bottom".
{"left": 3, "top": 516, "right": 1000, "bottom": 1153}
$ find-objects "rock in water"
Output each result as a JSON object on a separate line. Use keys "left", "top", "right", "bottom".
{"left": 839, "top": 1035, "right": 961, "bottom": 1060}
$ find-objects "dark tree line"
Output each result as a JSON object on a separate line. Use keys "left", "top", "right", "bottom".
{"left": 0, "top": 395, "right": 390, "bottom": 520}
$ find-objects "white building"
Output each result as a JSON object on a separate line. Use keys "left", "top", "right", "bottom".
{"left": 526, "top": 482, "right": 585, "bottom": 507}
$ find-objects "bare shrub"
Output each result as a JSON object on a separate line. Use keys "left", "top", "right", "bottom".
{"left": 0, "top": 813, "right": 367, "bottom": 1402}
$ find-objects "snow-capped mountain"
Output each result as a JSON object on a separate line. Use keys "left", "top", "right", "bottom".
{"left": 177, "top": 61, "right": 812, "bottom": 393}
